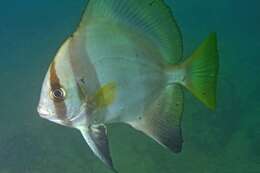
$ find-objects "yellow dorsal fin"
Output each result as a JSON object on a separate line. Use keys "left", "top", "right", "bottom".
{"left": 94, "top": 82, "right": 117, "bottom": 108}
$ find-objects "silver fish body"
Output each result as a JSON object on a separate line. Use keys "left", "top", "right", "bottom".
{"left": 38, "top": 0, "right": 219, "bottom": 172}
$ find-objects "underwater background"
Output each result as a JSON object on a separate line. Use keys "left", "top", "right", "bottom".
{"left": 0, "top": 0, "right": 259, "bottom": 172}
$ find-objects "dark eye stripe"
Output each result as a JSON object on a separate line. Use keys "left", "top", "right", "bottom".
{"left": 49, "top": 61, "right": 71, "bottom": 125}
{"left": 50, "top": 61, "right": 62, "bottom": 90}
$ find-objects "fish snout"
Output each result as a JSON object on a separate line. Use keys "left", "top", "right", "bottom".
{"left": 37, "top": 105, "right": 51, "bottom": 118}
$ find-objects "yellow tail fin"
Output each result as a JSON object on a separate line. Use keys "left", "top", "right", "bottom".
{"left": 179, "top": 33, "right": 219, "bottom": 110}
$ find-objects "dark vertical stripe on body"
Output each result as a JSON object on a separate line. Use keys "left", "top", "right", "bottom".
{"left": 50, "top": 62, "right": 71, "bottom": 126}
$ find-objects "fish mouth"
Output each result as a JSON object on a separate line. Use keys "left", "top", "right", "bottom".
{"left": 37, "top": 106, "right": 51, "bottom": 118}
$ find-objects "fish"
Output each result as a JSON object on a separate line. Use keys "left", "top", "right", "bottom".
{"left": 37, "top": 0, "right": 219, "bottom": 172}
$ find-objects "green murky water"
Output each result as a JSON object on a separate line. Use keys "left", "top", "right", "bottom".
{"left": 0, "top": 0, "right": 259, "bottom": 172}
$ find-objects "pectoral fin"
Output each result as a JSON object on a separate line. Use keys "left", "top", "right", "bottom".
{"left": 93, "top": 82, "right": 117, "bottom": 108}
{"left": 79, "top": 125, "right": 117, "bottom": 172}
{"left": 77, "top": 79, "right": 117, "bottom": 110}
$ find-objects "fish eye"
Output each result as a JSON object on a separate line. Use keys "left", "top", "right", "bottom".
{"left": 50, "top": 88, "right": 66, "bottom": 102}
